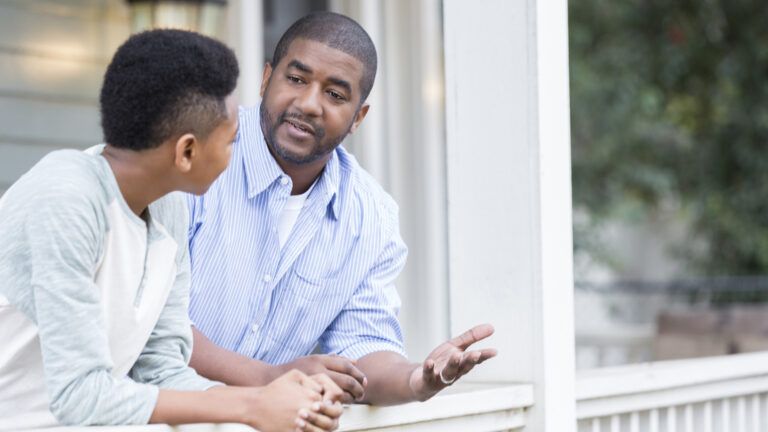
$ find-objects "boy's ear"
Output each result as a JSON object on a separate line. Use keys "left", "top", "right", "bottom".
{"left": 174, "top": 133, "right": 197, "bottom": 173}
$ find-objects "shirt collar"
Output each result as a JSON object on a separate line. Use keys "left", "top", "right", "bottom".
{"left": 241, "top": 107, "right": 285, "bottom": 198}
{"left": 240, "top": 105, "right": 340, "bottom": 220}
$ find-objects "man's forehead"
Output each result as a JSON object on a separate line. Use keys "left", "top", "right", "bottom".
{"left": 280, "top": 38, "right": 364, "bottom": 76}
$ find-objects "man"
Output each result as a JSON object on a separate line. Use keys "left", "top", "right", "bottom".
{"left": 188, "top": 12, "right": 497, "bottom": 405}
{"left": 0, "top": 29, "right": 342, "bottom": 431}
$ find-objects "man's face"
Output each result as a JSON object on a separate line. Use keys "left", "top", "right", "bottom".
{"left": 259, "top": 38, "right": 368, "bottom": 166}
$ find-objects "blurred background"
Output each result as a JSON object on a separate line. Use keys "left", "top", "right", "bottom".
{"left": 2, "top": 0, "right": 767, "bottom": 373}
{"left": 570, "top": 0, "right": 768, "bottom": 369}
{"left": 0, "top": 0, "right": 450, "bottom": 363}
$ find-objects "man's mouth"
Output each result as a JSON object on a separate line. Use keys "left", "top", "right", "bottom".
{"left": 283, "top": 118, "right": 316, "bottom": 136}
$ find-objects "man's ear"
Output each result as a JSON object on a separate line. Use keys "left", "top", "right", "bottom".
{"left": 260, "top": 63, "right": 273, "bottom": 97}
{"left": 174, "top": 133, "right": 197, "bottom": 173}
{"left": 348, "top": 103, "right": 370, "bottom": 134}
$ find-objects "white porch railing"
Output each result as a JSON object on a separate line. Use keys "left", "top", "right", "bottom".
{"left": 576, "top": 351, "right": 768, "bottom": 432}
{"left": 33, "top": 383, "right": 533, "bottom": 432}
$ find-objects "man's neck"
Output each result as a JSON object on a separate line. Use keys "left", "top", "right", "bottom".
{"left": 270, "top": 151, "right": 330, "bottom": 195}
{"left": 101, "top": 145, "right": 174, "bottom": 217}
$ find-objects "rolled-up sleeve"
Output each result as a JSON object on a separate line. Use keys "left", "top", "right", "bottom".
{"left": 319, "top": 228, "right": 408, "bottom": 359}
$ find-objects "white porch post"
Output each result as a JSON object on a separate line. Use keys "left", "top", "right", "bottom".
{"left": 226, "top": 0, "right": 263, "bottom": 107}
{"left": 442, "top": 1, "right": 575, "bottom": 431}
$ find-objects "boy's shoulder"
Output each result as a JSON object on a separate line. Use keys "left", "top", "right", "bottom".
{"left": 149, "top": 191, "right": 188, "bottom": 241}
{"left": 2, "top": 149, "right": 111, "bottom": 213}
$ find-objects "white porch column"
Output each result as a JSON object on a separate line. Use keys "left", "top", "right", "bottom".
{"left": 443, "top": 1, "right": 575, "bottom": 431}
{"left": 226, "top": 0, "right": 263, "bottom": 107}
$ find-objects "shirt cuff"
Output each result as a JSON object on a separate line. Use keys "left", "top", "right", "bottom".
{"left": 337, "top": 340, "right": 407, "bottom": 360}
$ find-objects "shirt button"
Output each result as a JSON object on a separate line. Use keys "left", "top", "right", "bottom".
{"left": 263, "top": 274, "right": 272, "bottom": 283}
{"left": 251, "top": 323, "right": 259, "bottom": 333}
{"left": 280, "top": 177, "right": 289, "bottom": 186}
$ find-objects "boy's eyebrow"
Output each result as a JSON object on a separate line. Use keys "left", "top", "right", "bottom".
{"left": 287, "top": 60, "right": 353, "bottom": 96}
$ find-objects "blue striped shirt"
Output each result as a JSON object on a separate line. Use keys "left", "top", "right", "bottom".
{"left": 187, "top": 106, "right": 407, "bottom": 364}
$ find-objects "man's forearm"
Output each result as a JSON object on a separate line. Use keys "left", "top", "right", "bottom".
{"left": 356, "top": 351, "right": 420, "bottom": 405}
{"left": 189, "top": 326, "right": 277, "bottom": 386}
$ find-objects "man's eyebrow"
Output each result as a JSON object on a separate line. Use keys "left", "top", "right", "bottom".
{"left": 327, "top": 77, "right": 352, "bottom": 95}
{"left": 287, "top": 59, "right": 353, "bottom": 96}
{"left": 287, "top": 60, "right": 312, "bottom": 73}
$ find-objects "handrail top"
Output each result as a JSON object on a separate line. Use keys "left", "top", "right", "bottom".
{"left": 30, "top": 383, "right": 533, "bottom": 432}
{"left": 577, "top": 351, "right": 768, "bottom": 400}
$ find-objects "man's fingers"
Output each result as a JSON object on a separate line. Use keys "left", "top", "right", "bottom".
{"left": 449, "top": 323, "right": 495, "bottom": 350}
{"left": 423, "top": 359, "right": 435, "bottom": 375}
{"left": 456, "top": 351, "right": 480, "bottom": 376}
{"left": 320, "top": 356, "right": 367, "bottom": 387}
{"left": 327, "top": 370, "right": 365, "bottom": 401}
{"left": 337, "top": 391, "right": 356, "bottom": 405}
{"left": 477, "top": 348, "right": 498, "bottom": 363}
{"left": 438, "top": 352, "right": 462, "bottom": 384}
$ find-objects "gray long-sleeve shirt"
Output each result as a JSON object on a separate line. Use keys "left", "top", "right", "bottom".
{"left": 0, "top": 148, "right": 217, "bottom": 430}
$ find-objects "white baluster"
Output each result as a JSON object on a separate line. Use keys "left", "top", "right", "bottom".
{"left": 723, "top": 398, "right": 731, "bottom": 432}
{"left": 703, "top": 401, "right": 712, "bottom": 432}
{"left": 685, "top": 404, "right": 694, "bottom": 432}
{"left": 610, "top": 415, "right": 620, "bottom": 432}
{"left": 649, "top": 408, "right": 659, "bottom": 432}
{"left": 763, "top": 394, "right": 768, "bottom": 432}
{"left": 739, "top": 396, "right": 747, "bottom": 431}
{"left": 753, "top": 395, "right": 760, "bottom": 432}
{"left": 668, "top": 406, "right": 677, "bottom": 432}
{"left": 591, "top": 417, "right": 601, "bottom": 432}
{"left": 630, "top": 411, "right": 639, "bottom": 432}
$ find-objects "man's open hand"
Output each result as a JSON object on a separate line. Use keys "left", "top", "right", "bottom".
{"left": 277, "top": 354, "right": 367, "bottom": 404}
{"left": 408, "top": 323, "right": 497, "bottom": 401}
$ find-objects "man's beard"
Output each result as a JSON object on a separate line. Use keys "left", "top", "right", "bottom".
{"left": 259, "top": 101, "right": 349, "bottom": 165}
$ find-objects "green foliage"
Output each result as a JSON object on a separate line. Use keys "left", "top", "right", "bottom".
{"left": 570, "top": 0, "right": 768, "bottom": 275}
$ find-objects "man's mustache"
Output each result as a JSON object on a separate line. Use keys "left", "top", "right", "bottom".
{"left": 278, "top": 112, "right": 326, "bottom": 139}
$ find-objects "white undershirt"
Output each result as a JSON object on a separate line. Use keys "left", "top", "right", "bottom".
{"left": 277, "top": 181, "right": 315, "bottom": 249}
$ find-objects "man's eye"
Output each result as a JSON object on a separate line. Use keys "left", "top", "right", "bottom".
{"left": 287, "top": 75, "right": 303, "bottom": 83}
{"left": 328, "top": 90, "right": 345, "bottom": 100}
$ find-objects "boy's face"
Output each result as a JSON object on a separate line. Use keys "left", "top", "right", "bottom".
{"left": 188, "top": 95, "right": 238, "bottom": 194}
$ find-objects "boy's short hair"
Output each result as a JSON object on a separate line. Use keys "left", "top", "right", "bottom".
{"left": 100, "top": 29, "right": 239, "bottom": 151}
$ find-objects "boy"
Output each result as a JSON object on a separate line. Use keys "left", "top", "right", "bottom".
{"left": 0, "top": 29, "right": 341, "bottom": 431}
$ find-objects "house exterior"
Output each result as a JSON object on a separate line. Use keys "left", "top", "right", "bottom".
{"left": 3, "top": 0, "right": 767, "bottom": 431}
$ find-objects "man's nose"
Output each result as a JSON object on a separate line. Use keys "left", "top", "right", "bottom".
{"left": 295, "top": 84, "right": 323, "bottom": 117}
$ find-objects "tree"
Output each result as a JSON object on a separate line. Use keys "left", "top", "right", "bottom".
{"left": 570, "top": 0, "right": 768, "bottom": 278}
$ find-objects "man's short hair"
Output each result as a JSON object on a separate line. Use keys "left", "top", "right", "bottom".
{"left": 271, "top": 12, "right": 377, "bottom": 104}
{"left": 100, "top": 29, "right": 239, "bottom": 151}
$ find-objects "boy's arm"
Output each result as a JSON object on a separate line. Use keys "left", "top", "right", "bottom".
{"left": 26, "top": 189, "right": 160, "bottom": 425}
{"left": 130, "top": 203, "right": 219, "bottom": 391}
{"left": 26, "top": 190, "right": 343, "bottom": 430}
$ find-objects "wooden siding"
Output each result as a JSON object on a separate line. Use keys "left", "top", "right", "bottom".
{"left": 0, "top": 0, "right": 129, "bottom": 195}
